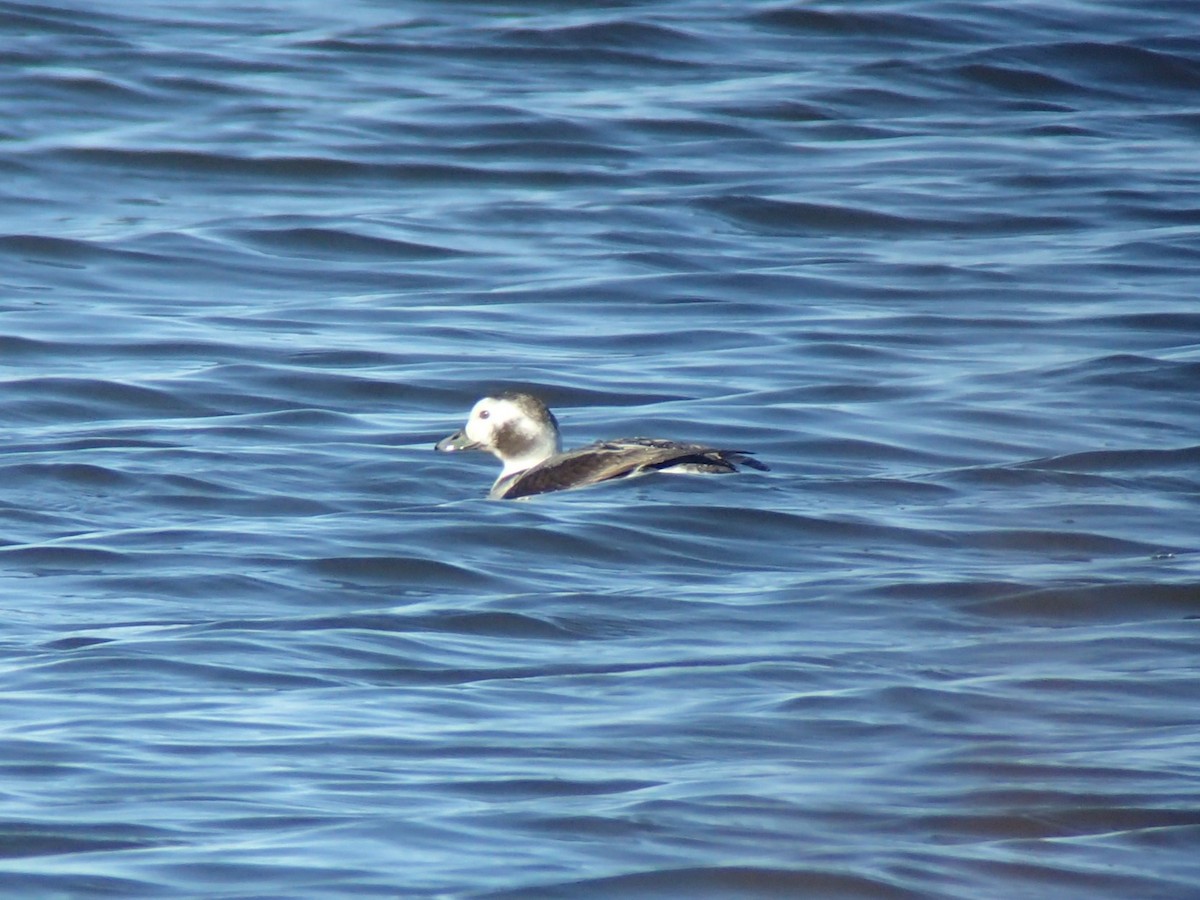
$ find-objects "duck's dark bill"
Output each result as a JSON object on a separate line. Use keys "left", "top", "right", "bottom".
{"left": 435, "top": 430, "right": 482, "bottom": 452}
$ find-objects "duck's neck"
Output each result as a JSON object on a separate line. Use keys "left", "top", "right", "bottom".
{"left": 498, "top": 442, "right": 556, "bottom": 478}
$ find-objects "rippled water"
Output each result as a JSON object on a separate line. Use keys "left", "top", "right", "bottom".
{"left": 3, "top": 1, "right": 1200, "bottom": 897}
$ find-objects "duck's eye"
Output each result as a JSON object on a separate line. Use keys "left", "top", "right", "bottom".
{"left": 479, "top": 409, "right": 490, "bottom": 420}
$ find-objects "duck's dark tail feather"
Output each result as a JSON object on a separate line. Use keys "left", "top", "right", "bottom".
{"left": 651, "top": 449, "right": 769, "bottom": 474}
{"left": 721, "top": 450, "right": 770, "bottom": 472}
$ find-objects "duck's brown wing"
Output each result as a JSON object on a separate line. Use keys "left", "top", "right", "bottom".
{"left": 498, "top": 439, "right": 767, "bottom": 499}
{"left": 596, "top": 439, "right": 769, "bottom": 472}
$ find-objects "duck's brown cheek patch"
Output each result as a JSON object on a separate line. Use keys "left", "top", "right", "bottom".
{"left": 494, "top": 420, "right": 545, "bottom": 457}
{"left": 491, "top": 420, "right": 519, "bottom": 453}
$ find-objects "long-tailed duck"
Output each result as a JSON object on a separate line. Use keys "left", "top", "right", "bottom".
{"left": 436, "top": 391, "right": 768, "bottom": 499}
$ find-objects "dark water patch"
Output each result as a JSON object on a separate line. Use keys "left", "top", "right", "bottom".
{"left": 615, "top": 249, "right": 715, "bottom": 273}
{"left": 0, "top": 507, "right": 75, "bottom": 540}
{"left": 0, "top": 4, "right": 118, "bottom": 39}
{"left": 964, "top": 582, "right": 1200, "bottom": 623}
{"left": 889, "top": 743, "right": 1193, "bottom": 795}
{"left": 486, "top": 865, "right": 927, "bottom": 900}
{"left": 53, "top": 147, "right": 624, "bottom": 189}
{"left": 860, "top": 579, "right": 1028, "bottom": 610}
{"left": 952, "top": 210, "right": 1083, "bottom": 236}
{"left": 1035, "top": 41, "right": 1200, "bottom": 95}
{"left": 793, "top": 435, "right": 942, "bottom": 466}
{"left": 284, "top": 347, "right": 409, "bottom": 368}
{"left": 5, "top": 376, "right": 214, "bottom": 422}
{"left": 751, "top": 6, "right": 979, "bottom": 44}
{"left": 0, "top": 234, "right": 160, "bottom": 268}
{"left": 997, "top": 169, "right": 1112, "bottom": 192}
{"left": 294, "top": 33, "right": 430, "bottom": 56}
{"left": 1104, "top": 194, "right": 1200, "bottom": 227}
{"left": 821, "top": 476, "right": 957, "bottom": 505}
{"left": 951, "top": 852, "right": 1196, "bottom": 900}
{"left": 149, "top": 472, "right": 268, "bottom": 501}
{"left": 227, "top": 226, "right": 467, "bottom": 261}
{"left": 950, "top": 527, "right": 1169, "bottom": 559}
{"left": 799, "top": 341, "right": 931, "bottom": 373}
{"left": 699, "top": 195, "right": 912, "bottom": 236}
{"left": 939, "top": 464, "right": 1126, "bottom": 492}
{"left": 440, "top": 115, "right": 607, "bottom": 145}
{"left": 128, "top": 859, "right": 367, "bottom": 896}
{"left": 1103, "top": 238, "right": 1200, "bottom": 264}
{"left": 422, "top": 518, "right": 661, "bottom": 569}
{"left": 713, "top": 100, "right": 836, "bottom": 123}
{"left": 109, "top": 337, "right": 274, "bottom": 367}
{"left": 61, "top": 526, "right": 304, "bottom": 563}
{"left": 697, "top": 194, "right": 1078, "bottom": 237}
{"left": 566, "top": 327, "right": 780, "bottom": 355}
{"left": 29, "top": 69, "right": 154, "bottom": 105}
{"left": 93, "top": 572, "right": 305, "bottom": 604}
{"left": 42, "top": 635, "right": 115, "bottom": 651}
{"left": 912, "top": 805, "right": 1200, "bottom": 843}
{"left": 310, "top": 29, "right": 702, "bottom": 73}
{"left": 1041, "top": 354, "right": 1200, "bottom": 393}
{"left": 462, "top": 40, "right": 703, "bottom": 74}
{"left": 498, "top": 19, "right": 704, "bottom": 51}
{"left": 207, "top": 609, "right": 585, "bottom": 642}
{"left": 147, "top": 72, "right": 264, "bottom": 99}
{"left": 152, "top": 488, "right": 338, "bottom": 518}
{"left": 940, "top": 403, "right": 1056, "bottom": 436}
{"left": 305, "top": 555, "right": 492, "bottom": 590}
{"left": 492, "top": 19, "right": 705, "bottom": 66}
{"left": 806, "top": 121, "right": 913, "bottom": 142}
{"left": 1086, "top": 311, "right": 1200, "bottom": 335}
{"left": 199, "top": 363, "right": 479, "bottom": 410}
{"left": 808, "top": 86, "right": 940, "bottom": 118}
{"left": 1020, "top": 445, "right": 1200, "bottom": 475}
{"left": 522, "top": 812, "right": 657, "bottom": 842}
{"left": 948, "top": 37, "right": 1200, "bottom": 102}
{"left": 607, "top": 504, "right": 958, "bottom": 554}
{"left": 0, "top": 545, "right": 131, "bottom": 572}
{"left": 0, "top": 462, "right": 136, "bottom": 489}
{"left": 1004, "top": 670, "right": 1200, "bottom": 712}
{"left": 802, "top": 314, "right": 1001, "bottom": 346}
{"left": 1018, "top": 123, "right": 1099, "bottom": 139}
{"left": 954, "top": 62, "right": 1098, "bottom": 100}
{"left": 0, "top": 819, "right": 173, "bottom": 859}
{"left": 26, "top": 648, "right": 336, "bottom": 690}
{"left": 869, "top": 682, "right": 1013, "bottom": 728}
{"left": 452, "top": 138, "right": 635, "bottom": 164}
{"left": 0, "top": 334, "right": 59, "bottom": 358}
{"left": 199, "top": 406, "right": 364, "bottom": 429}
{"left": 622, "top": 116, "right": 764, "bottom": 141}
{"left": 427, "top": 610, "right": 589, "bottom": 641}
{"left": 1154, "top": 110, "right": 1200, "bottom": 135}
{"left": 444, "top": 382, "right": 689, "bottom": 412}
{"left": 1112, "top": 821, "right": 1200, "bottom": 854}
{"left": 146, "top": 388, "right": 308, "bottom": 420}
{"left": 116, "top": 229, "right": 464, "bottom": 293}
{"left": 452, "top": 776, "right": 653, "bottom": 801}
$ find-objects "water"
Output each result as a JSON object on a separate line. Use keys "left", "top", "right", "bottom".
{"left": 3, "top": 1, "right": 1199, "bottom": 896}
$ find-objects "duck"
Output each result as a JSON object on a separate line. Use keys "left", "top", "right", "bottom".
{"left": 435, "top": 391, "right": 768, "bottom": 499}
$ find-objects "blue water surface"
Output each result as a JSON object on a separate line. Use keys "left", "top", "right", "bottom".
{"left": 2, "top": 1, "right": 1199, "bottom": 897}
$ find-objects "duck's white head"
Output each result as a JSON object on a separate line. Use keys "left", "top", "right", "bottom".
{"left": 435, "top": 391, "right": 562, "bottom": 477}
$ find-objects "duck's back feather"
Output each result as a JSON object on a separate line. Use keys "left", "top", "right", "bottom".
{"left": 494, "top": 438, "right": 768, "bottom": 499}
